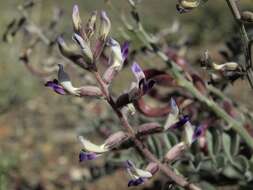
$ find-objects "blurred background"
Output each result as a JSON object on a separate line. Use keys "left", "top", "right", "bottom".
{"left": 0, "top": 0, "right": 253, "bottom": 190}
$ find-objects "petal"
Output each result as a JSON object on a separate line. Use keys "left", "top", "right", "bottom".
{"left": 78, "top": 136, "right": 109, "bottom": 153}
{"left": 141, "top": 79, "right": 155, "bottom": 94}
{"left": 131, "top": 62, "right": 145, "bottom": 82}
{"left": 125, "top": 160, "right": 152, "bottom": 178}
{"left": 99, "top": 11, "right": 111, "bottom": 41}
{"left": 192, "top": 125, "right": 204, "bottom": 142}
{"left": 128, "top": 177, "right": 146, "bottom": 187}
{"left": 108, "top": 38, "right": 123, "bottom": 69}
{"left": 135, "top": 168, "right": 152, "bottom": 178}
{"left": 183, "top": 121, "right": 194, "bottom": 145}
{"left": 72, "top": 33, "right": 93, "bottom": 63}
{"left": 173, "top": 115, "right": 189, "bottom": 129}
{"left": 170, "top": 98, "right": 179, "bottom": 115}
{"left": 45, "top": 80, "right": 66, "bottom": 95}
{"left": 121, "top": 41, "right": 129, "bottom": 62}
{"left": 79, "top": 150, "right": 98, "bottom": 161}
{"left": 58, "top": 64, "right": 79, "bottom": 95}
{"left": 72, "top": 5, "right": 82, "bottom": 33}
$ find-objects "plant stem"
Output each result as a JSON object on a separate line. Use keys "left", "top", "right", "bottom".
{"left": 93, "top": 71, "right": 201, "bottom": 190}
{"left": 132, "top": 19, "right": 253, "bottom": 149}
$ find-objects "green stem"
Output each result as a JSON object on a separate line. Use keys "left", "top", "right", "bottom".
{"left": 136, "top": 25, "right": 253, "bottom": 149}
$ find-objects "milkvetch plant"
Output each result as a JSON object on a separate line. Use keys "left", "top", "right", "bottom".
{"left": 4, "top": 0, "right": 253, "bottom": 189}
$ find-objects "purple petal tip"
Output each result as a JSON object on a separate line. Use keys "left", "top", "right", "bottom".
{"left": 131, "top": 63, "right": 142, "bottom": 73}
{"left": 128, "top": 177, "right": 145, "bottom": 187}
{"left": 79, "top": 150, "right": 97, "bottom": 162}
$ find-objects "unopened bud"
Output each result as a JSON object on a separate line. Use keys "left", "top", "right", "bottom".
{"left": 77, "top": 86, "right": 103, "bottom": 98}
{"left": 57, "top": 36, "right": 88, "bottom": 70}
{"left": 86, "top": 11, "right": 97, "bottom": 39}
{"left": 164, "top": 142, "right": 186, "bottom": 163}
{"left": 99, "top": 11, "right": 111, "bottom": 41}
{"left": 72, "top": 5, "right": 82, "bottom": 34}
{"left": 72, "top": 33, "right": 94, "bottom": 65}
{"left": 136, "top": 123, "right": 163, "bottom": 137}
{"left": 241, "top": 11, "right": 253, "bottom": 23}
{"left": 104, "top": 131, "right": 130, "bottom": 149}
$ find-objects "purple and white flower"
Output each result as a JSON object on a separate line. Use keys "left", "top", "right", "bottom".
{"left": 131, "top": 62, "right": 155, "bottom": 95}
{"left": 78, "top": 136, "right": 109, "bottom": 162}
{"left": 125, "top": 160, "right": 153, "bottom": 187}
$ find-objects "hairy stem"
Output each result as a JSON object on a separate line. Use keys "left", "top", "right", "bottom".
{"left": 93, "top": 71, "right": 201, "bottom": 190}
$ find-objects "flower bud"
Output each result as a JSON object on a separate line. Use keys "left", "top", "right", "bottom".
{"left": 72, "top": 33, "right": 94, "bottom": 65}
{"left": 58, "top": 64, "right": 79, "bottom": 95}
{"left": 104, "top": 131, "right": 130, "bottom": 149}
{"left": 57, "top": 36, "right": 88, "bottom": 70}
{"left": 136, "top": 122, "right": 163, "bottom": 137}
{"left": 77, "top": 86, "right": 103, "bottom": 98}
{"left": 164, "top": 142, "right": 186, "bottom": 163}
{"left": 99, "top": 11, "right": 111, "bottom": 41}
{"left": 241, "top": 11, "right": 253, "bottom": 23}
{"left": 86, "top": 11, "right": 97, "bottom": 39}
{"left": 72, "top": 5, "right": 82, "bottom": 34}
{"left": 107, "top": 38, "right": 123, "bottom": 70}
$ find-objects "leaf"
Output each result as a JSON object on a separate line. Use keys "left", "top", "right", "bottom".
{"left": 230, "top": 132, "right": 240, "bottom": 156}
{"left": 233, "top": 155, "right": 250, "bottom": 173}
{"left": 222, "top": 164, "right": 244, "bottom": 180}
{"left": 198, "top": 158, "right": 214, "bottom": 171}
{"left": 151, "top": 136, "right": 163, "bottom": 159}
{"left": 166, "top": 131, "right": 179, "bottom": 146}
{"left": 199, "top": 181, "right": 216, "bottom": 190}
{"left": 215, "top": 154, "right": 227, "bottom": 171}
{"left": 222, "top": 133, "right": 234, "bottom": 163}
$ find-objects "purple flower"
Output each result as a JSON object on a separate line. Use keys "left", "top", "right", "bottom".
{"left": 128, "top": 177, "right": 146, "bottom": 187}
{"left": 124, "top": 160, "right": 152, "bottom": 187}
{"left": 131, "top": 62, "right": 155, "bottom": 94}
{"left": 45, "top": 79, "right": 66, "bottom": 95}
{"left": 121, "top": 41, "right": 129, "bottom": 62}
{"left": 79, "top": 150, "right": 98, "bottom": 162}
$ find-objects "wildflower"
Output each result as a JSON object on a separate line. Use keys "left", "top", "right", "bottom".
{"left": 183, "top": 121, "right": 203, "bottom": 146}
{"left": 99, "top": 11, "right": 111, "bottom": 41}
{"left": 102, "top": 39, "right": 129, "bottom": 84}
{"left": 78, "top": 136, "right": 109, "bottom": 162}
{"left": 125, "top": 160, "right": 154, "bottom": 187}
{"left": 131, "top": 62, "right": 155, "bottom": 95}
{"left": 164, "top": 98, "right": 189, "bottom": 130}
{"left": 108, "top": 38, "right": 124, "bottom": 70}
{"left": 78, "top": 131, "right": 130, "bottom": 162}
{"left": 45, "top": 64, "right": 103, "bottom": 97}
